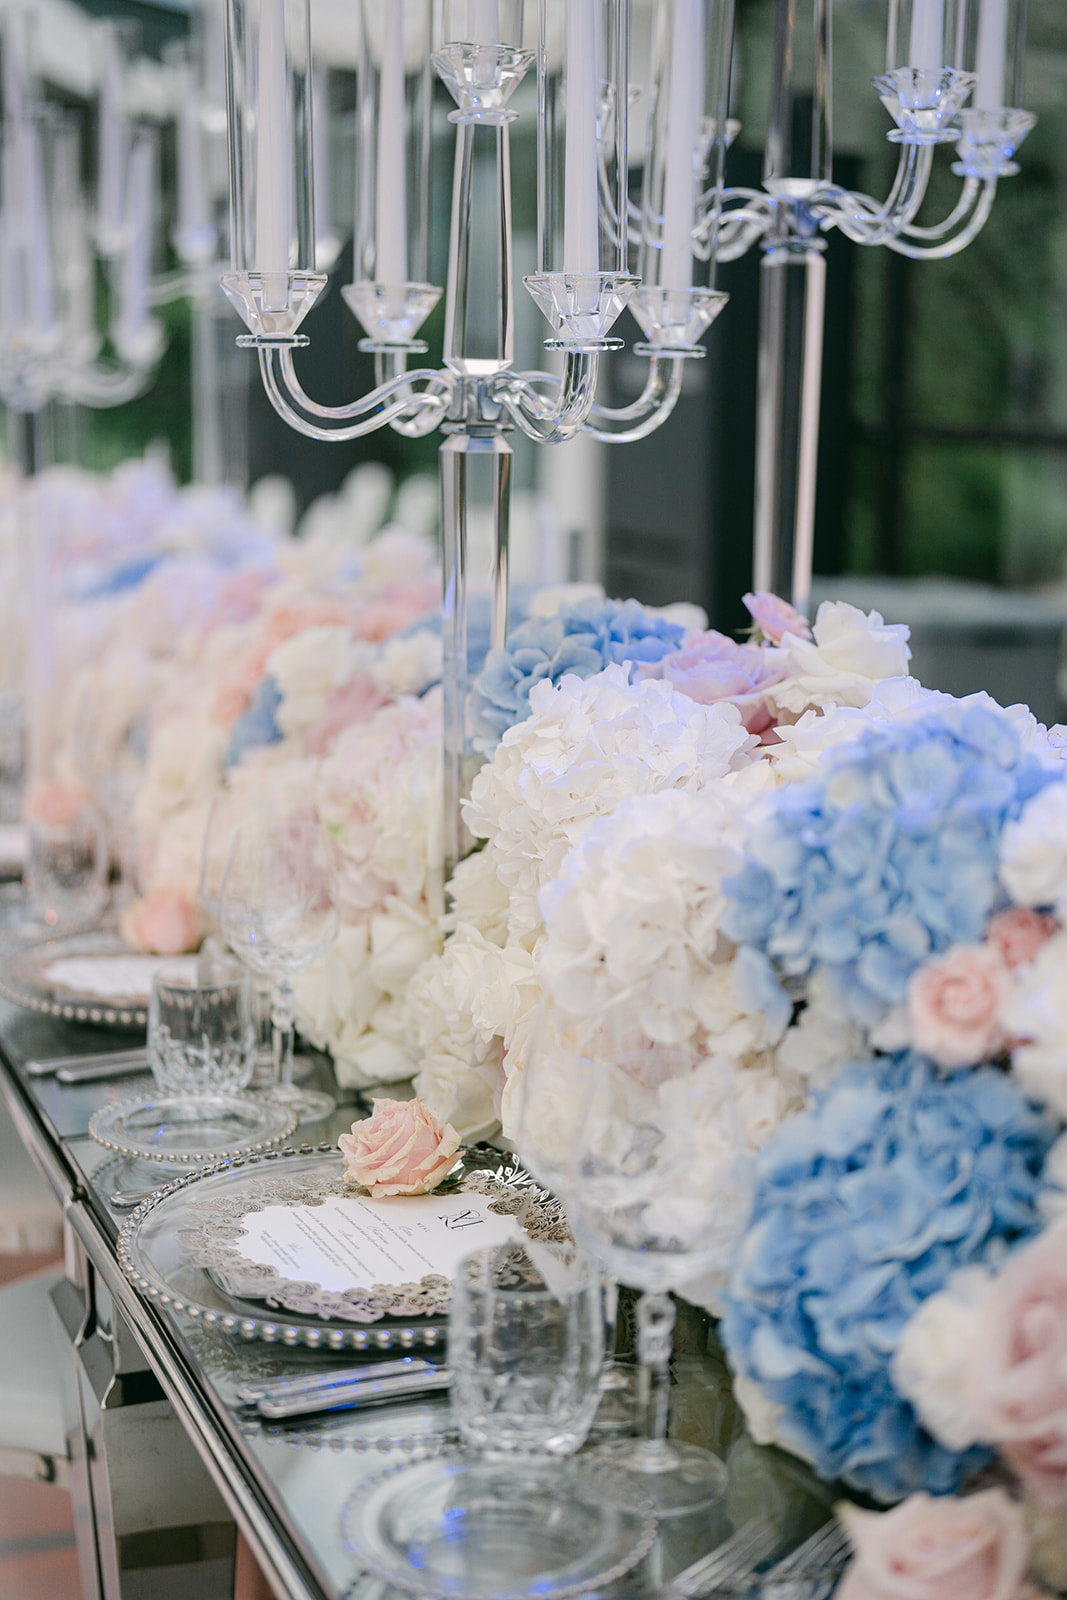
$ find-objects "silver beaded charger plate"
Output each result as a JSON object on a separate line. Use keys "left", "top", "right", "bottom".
{"left": 0, "top": 928, "right": 184, "bottom": 1028}
{"left": 117, "top": 1144, "right": 550, "bottom": 1353}
{"left": 88, "top": 1093, "right": 299, "bottom": 1163}
{"left": 339, "top": 1453, "right": 657, "bottom": 1600}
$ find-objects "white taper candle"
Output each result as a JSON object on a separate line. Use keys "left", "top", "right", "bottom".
{"left": 660, "top": 0, "right": 704, "bottom": 290}
{"left": 908, "top": 0, "right": 945, "bottom": 69}
{"left": 562, "top": 0, "right": 600, "bottom": 274}
{"left": 974, "top": 0, "right": 1008, "bottom": 108}
{"left": 254, "top": 0, "right": 291, "bottom": 282}
{"left": 375, "top": 4, "right": 408, "bottom": 283}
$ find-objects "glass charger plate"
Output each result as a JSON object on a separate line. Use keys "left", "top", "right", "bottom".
{"left": 0, "top": 928, "right": 194, "bottom": 1028}
{"left": 89, "top": 1093, "right": 298, "bottom": 1162}
{"left": 117, "top": 1145, "right": 543, "bottom": 1353}
{"left": 338, "top": 1453, "right": 657, "bottom": 1600}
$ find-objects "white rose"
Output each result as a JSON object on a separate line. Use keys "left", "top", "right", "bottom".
{"left": 1004, "top": 932, "right": 1067, "bottom": 1115}
{"left": 414, "top": 1049, "right": 503, "bottom": 1144}
{"left": 445, "top": 845, "right": 512, "bottom": 946}
{"left": 1000, "top": 781, "right": 1067, "bottom": 916}
{"left": 891, "top": 1266, "right": 994, "bottom": 1450}
{"left": 366, "top": 901, "right": 441, "bottom": 994}
{"left": 767, "top": 602, "right": 911, "bottom": 715}
{"left": 370, "top": 630, "right": 442, "bottom": 697}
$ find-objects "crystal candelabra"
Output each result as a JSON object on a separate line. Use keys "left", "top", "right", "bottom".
{"left": 711, "top": 0, "right": 1034, "bottom": 612}
{"left": 222, "top": 0, "right": 734, "bottom": 871}
{"left": 221, "top": 0, "right": 1031, "bottom": 865}
{"left": 0, "top": 10, "right": 171, "bottom": 466}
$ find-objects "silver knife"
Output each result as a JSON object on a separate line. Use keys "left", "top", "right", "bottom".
{"left": 25, "top": 1048, "right": 148, "bottom": 1079}
{"left": 257, "top": 1366, "right": 451, "bottom": 1418}
{"left": 56, "top": 1055, "right": 151, "bottom": 1084}
{"left": 235, "top": 1355, "right": 439, "bottom": 1406}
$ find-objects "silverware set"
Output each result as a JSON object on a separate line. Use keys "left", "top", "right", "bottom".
{"left": 669, "top": 1516, "right": 851, "bottom": 1600}
{"left": 234, "top": 1357, "right": 452, "bottom": 1419}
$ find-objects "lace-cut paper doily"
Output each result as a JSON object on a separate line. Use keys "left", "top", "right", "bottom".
{"left": 117, "top": 1145, "right": 568, "bottom": 1348}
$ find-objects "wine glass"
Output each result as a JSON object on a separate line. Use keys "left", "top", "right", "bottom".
{"left": 218, "top": 793, "right": 339, "bottom": 1124}
{"left": 511, "top": 1002, "right": 739, "bottom": 1515}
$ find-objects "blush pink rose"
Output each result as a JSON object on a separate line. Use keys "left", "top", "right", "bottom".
{"left": 338, "top": 1098, "right": 463, "bottom": 1197}
{"left": 639, "top": 630, "right": 786, "bottom": 737}
{"left": 968, "top": 1218, "right": 1067, "bottom": 1508}
{"left": 119, "top": 887, "right": 202, "bottom": 955}
{"left": 742, "top": 590, "right": 812, "bottom": 643}
{"left": 907, "top": 944, "right": 1011, "bottom": 1068}
{"left": 25, "top": 782, "right": 92, "bottom": 828}
{"left": 836, "top": 1490, "right": 1030, "bottom": 1600}
{"left": 986, "top": 909, "right": 1058, "bottom": 971}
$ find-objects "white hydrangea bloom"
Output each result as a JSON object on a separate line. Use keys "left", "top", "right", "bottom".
{"left": 536, "top": 789, "right": 747, "bottom": 1045}
{"left": 464, "top": 665, "right": 756, "bottom": 943}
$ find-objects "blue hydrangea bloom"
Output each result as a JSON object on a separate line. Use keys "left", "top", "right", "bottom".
{"left": 721, "top": 1052, "right": 1055, "bottom": 1503}
{"left": 721, "top": 701, "right": 1059, "bottom": 1024}
{"left": 469, "top": 598, "right": 686, "bottom": 754}
{"left": 224, "top": 677, "right": 283, "bottom": 768}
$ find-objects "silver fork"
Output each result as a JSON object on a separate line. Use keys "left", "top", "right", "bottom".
{"left": 761, "top": 1520, "right": 851, "bottom": 1600}
{"left": 669, "top": 1517, "right": 780, "bottom": 1599}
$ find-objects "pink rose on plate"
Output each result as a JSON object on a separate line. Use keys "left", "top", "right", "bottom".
{"left": 339, "top": 1098, "right": 462, "bottom": 1197}
{"left": 25, "top": 781, "right": 92, "bottom": 829}
{"left": 837, "top": 1490, "right": 1030, "bottom": 1600}
{"left": 742, "top": 590, "right": 812, "bottom": 643}
{"left": 119, "top": 887, "right": 202, "bottom": 956}
{"left": 968, "top": 1217, "right": 1067, "bottom": 1508}
{"left": 907, "top": 944, "right": 1011, "bottom": 1068}
{"left": 987, "top": 909, "right": 1058, "bottom": 971}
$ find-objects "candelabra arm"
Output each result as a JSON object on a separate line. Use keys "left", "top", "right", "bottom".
{"left": 59, "top": 362, "right": 159, "bottom": 410}
{"left": 257, "top": 344, "right": 455, "bottom": 443}
{"left": 884, "top": 177, "right": 997, "bottom": 257}
{"left": 583, "top": 355, "right": 687, "bottom": 443}
{"left": 701, "top": 189, "right": 775, "bottom": 263}
{"left": 494, "top": 350, "right": 601, "bottom": 444}
{"left": 375, "top": 349, "right": 455, "bottom": 439}
{"left": 811, "top": 143, "right": 933, "bottom": 246}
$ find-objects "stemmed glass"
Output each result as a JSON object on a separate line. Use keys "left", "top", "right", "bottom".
{"left": 512, "top": 1002, "right": 739, "bottom": 1515}
{"left": 218, "top": 792, "right": 339, "bottom": 1124}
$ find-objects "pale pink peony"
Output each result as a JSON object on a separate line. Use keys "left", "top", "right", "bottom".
{"left": 987, "top": 909, "right": 1058, "bottom": 971}
{"left": 302, "top": 676, "right": 389, "bottom": 757}
{"left": 351, "top": 579, "right": 439, "bottom": 643}
{"left": 338, "top": 1097, "right": 462, "bottom": 1196}
{"left": 198, "top": 568, "right": 277, "bottom": 636}
{"left": 25, "top": 782, "right": 92, "bottom": 828}
{"left": 742, "top": 590, "right": 812, "bottom": 643}
{"left": 639, "top": 630, "right": 786, "bottom": 737}
{"left": 907, "top": 944, "right": 1011, "bottom": 1068}
{"left": 836, "top": 1491, "right": 1030, "bottom": 1600}
{"left": 968, "top": 1217, "right": 1067, "bottom": 1508}
{"left": 119, "top": 886, "right": 202, "bottom": 955}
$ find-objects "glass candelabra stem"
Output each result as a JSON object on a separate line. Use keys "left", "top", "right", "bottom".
{"left": 270, "top": 974, "right": 296, "bottom": 1090}
{"left": 634, "top": 1290, "right": 675, "bottom": 1465}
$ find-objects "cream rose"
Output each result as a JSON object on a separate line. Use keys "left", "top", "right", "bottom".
{"left": 836, "top": 1491, "right": 1030, "bottom": 1600}
{"left": 338, "top": 1097, "right": 462, "bottom": 1197}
